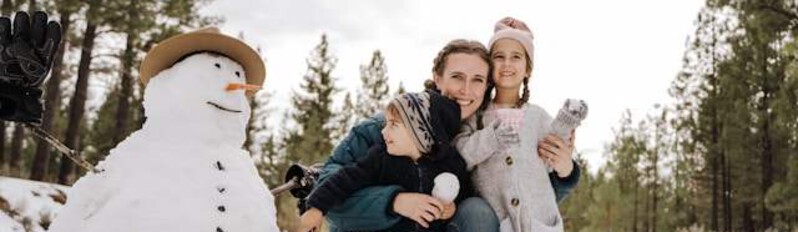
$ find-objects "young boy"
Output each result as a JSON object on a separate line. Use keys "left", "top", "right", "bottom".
{"left": 299, "top": 91, "right": 472, "bottom": 232}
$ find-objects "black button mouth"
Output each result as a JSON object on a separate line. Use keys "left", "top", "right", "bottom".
{"left": 206, "top": 101, "right": 242, "bottom": 113}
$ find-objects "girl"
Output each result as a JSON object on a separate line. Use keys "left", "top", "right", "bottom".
{"left": 454, "top": 17, "right": 580, "bottom": 232}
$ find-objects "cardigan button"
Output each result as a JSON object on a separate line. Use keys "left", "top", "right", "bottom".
{"left": 511, "top": 198, "right": 520, "bottom": 206}
{"left": 505, "top": 156, "right": 514, "bottom": 166}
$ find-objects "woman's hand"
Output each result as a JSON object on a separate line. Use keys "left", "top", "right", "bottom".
{"left": 538, "top": 129, "right": 576, "bottom": 178}
{"left": 393, "top": 192, "right": 444, "bottom": 228}
{"left": 298, "top": 208, "right": 324, "bottom": 232}
{"left": 440, "top": 202, "right": 457, "bottom": 220}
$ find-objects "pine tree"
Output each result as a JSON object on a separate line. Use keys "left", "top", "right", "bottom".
{"left": 279, "top": 34, "right": 342, "bottom": 230}
{"left": 669, "top": 5, "right": 731, "bottom": 230}
{"left": 593, "top": 110, "right": 647, "bottom": 231}
{"left": 666, "top": 1, "right": 798, "bottom": 229}
{"left": 284, "top": 34, "right": 339, "bottom": 165}
{"left": 765, "top": 31, "right": 798, "bottom": 230}
{"left": 332, "top": 92, "right": 355, "bottom": 144}
{"left": 559, "top": 154, "right": 594, "bottom": 231}
{"left": 395, "top": 81, "right": 406, "bottom": 96}
{"left": 355, "top": 50, "right": 389, "bottom": 120}
{"left": 712, "top": 1, "right": 794, "bottom": 229}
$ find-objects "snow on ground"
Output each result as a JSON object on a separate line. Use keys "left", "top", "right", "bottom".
{"left": 0, "top": 176, "right": 68, "bottom": 232}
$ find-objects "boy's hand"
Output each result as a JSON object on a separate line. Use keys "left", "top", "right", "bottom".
{"left": 393, "top": 192, "right": 444, "bottom": 228}
{"left": 440, "top": 202, "right": 456, "bottom": 220}
{"left": 539, "top": 129, "right": 576, "bottom": 178}
{"left": 298, "top": 208, "right": 324, "bottom": 232}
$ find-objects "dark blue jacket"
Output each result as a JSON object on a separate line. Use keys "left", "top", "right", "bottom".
{"left": 309, "top": 143, "right": 471, "bottom": 232}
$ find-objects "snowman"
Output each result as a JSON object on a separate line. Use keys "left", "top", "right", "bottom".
{"left": 48, "top": 27, "right": 279, "bottom": 232}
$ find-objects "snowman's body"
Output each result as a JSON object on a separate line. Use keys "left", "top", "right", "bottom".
{"left": 49, "top": 53, "right": 279, "bottom": 232}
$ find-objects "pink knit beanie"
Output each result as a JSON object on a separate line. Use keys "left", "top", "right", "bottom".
{"left": 488, "top": 17, "right": 534, "bottom": 66}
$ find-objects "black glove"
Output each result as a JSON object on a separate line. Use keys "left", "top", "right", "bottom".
{"left": 0, "top": 11, "right": 62, "bottom": 87}
{"left": 0, "top": 11, "right": 60, "bottom": 124}
{"left": 0, "top": 81, "right": 42, "bottom": 124}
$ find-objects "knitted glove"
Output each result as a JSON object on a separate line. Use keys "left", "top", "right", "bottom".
{"left": 550, "top": 99, "right": 588, "bottom": 146}
{"left": 491, "top": 119, "right": 520, "bottom": 150}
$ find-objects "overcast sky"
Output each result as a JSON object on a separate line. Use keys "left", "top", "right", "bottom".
{"left": 200, "top": 0, "right": 705, "bottom": 173}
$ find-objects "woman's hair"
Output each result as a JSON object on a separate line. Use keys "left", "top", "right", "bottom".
{"left": 425, "top": 39, "right": 495, "bottom": 129}
{"left": 432, "top": 39, "right": 491, "bottom": 77}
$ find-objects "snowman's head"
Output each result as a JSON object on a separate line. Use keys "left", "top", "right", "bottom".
{"left": 142, "top": 52, "right": 255, "bottom": 142}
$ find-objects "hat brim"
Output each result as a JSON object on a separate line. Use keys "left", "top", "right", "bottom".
{"left": 139, "top": 28, "right": 265, "bottom": 97}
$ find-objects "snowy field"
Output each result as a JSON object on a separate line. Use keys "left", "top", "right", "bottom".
{"left": 0, "top": 177, "right": 67, "bottom": 232}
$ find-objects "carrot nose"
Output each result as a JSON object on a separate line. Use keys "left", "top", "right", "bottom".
{"left": 226, "top": 83, "right": 261, "bottom": 92}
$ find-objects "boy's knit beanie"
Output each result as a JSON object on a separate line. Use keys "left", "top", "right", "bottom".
{"left": 390, "top": 91, "right": 460, "bottom": 154}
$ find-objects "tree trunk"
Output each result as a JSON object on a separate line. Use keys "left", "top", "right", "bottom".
{"left": 710, "top": 69, "right": 721, "bottom": 232}
{"left": 711, "top": 152, "right": 719, "bottom": 231}
{"left": 58, "top": 16, "right": 97, "bottom": 185}
{"left": 113, "top": 5, "right": 136, "bottom": 145}
{"left": 30, "top": 11, "right": 71, "bottom": 181}
{"left": 652, "top": 160, "right": 658, "bottom": 232}
{"left": 759, "top": 43, "right": 774, "bottom": 230}
{"left": 632, "top": 186, "right": 638, "bottom": 232}
{"left": 723, "top": 150, "right": 732, "bottom": 232}
{"left": 1, "top": 0, "right": 11, "bottom": 16}
{"left": 8, "top": 123, "right": 24, "bottom": 176}
{"left": 0, "top": 121, "right": 5, "bottom": 171}
{"left": 643, "top": 167, "right": 650, "bottom": 232}
{"left": 743, "top": 203, "right": 754, "bottom": 232}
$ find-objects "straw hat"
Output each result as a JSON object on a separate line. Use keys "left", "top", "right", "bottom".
{"left": 139, "top": 27, "right": 265, "bottom": 97}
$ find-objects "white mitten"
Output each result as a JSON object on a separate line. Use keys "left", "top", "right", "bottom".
{"left": 432, "top": 172, "right": 460, "bottom": 204}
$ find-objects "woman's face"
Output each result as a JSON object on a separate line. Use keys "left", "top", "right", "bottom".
{"left": 491, "top": 38, "right": 529, "bottom": 91}
{"left": 433, "top": 53, "right": 490, "bottom": 120}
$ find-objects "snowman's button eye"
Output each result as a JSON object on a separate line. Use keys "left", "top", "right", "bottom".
{"left": 235, "top": 71, "right": 241, "bottom": 78}
{"left": 214, "top": 63, "right": 221, "bottom": 69}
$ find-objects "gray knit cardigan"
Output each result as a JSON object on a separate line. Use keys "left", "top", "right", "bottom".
{"left": 454, "top": 103, "right": 563, "bottom": 232}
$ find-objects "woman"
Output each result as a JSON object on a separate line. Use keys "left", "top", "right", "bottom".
{"left": 313, "top": 39, "right": 580, "bottom": 232}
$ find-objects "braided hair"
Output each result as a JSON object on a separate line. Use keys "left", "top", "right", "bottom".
{"left": 513, "top": 52, "right": 533, "bottom": 108}
{"left": 517, "top": 77, "right": 529, "bottom": 108}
